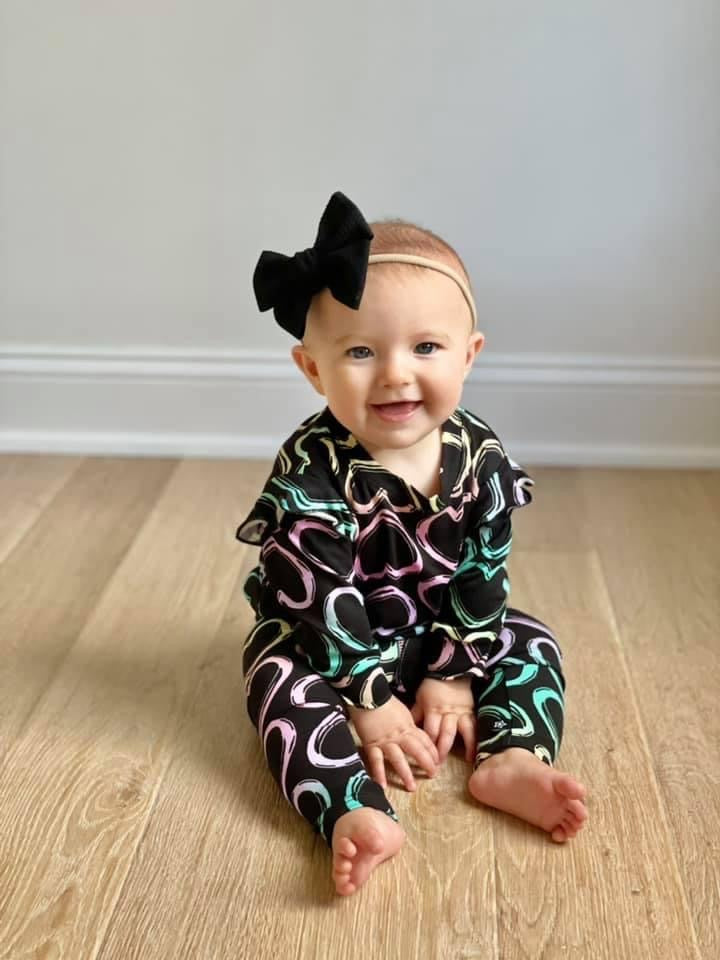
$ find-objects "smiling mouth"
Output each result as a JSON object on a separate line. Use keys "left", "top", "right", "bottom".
{"left": 371, "top": 401, "right": 421, "bottom": 422}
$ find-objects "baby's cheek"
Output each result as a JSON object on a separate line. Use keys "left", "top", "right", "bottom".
{"left": 431, "top": 362, "right": 464, "bottom": 402}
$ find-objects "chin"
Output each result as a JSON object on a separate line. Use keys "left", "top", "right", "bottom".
{"left": 374, "top": 425, "right": 437, "bottom": 448}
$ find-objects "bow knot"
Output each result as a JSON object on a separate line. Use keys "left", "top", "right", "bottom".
{"left": 293, "top": 246, "right": 321, "bottom": 285}
{"left": 252, "top": 191, "right": 373, "bottom": 339}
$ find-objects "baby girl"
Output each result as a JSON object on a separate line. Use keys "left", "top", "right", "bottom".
{"left": 236, "top": 191, "right": 588, "bottom": 896}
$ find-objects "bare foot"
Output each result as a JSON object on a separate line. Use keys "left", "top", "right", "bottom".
{"left": 331, "top": 808, "right": 406, "bottom": 896}
{"left": 468, "top": 748, "right": 588, "bottom": 842}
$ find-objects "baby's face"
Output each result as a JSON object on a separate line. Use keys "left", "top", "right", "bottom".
{"left": 293, "top": 267, "right": 484, "bottom": 458}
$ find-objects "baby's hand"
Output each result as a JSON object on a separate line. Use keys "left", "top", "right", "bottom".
{"left": 349, "top": 695, "right": 439, "bottom": 792}
{"left": 411, "top": 677, "right": 477, "bottom": 764}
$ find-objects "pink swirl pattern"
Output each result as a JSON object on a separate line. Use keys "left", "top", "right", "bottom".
{"left": 353, "top": 509, "right": 423, "bottom": 581}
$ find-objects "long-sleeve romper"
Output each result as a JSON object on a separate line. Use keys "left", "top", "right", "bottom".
{"left": 236, "top": 406, "right": 565, "bottom": 845}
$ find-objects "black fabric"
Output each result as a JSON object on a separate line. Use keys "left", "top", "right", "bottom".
{"left": 252, "top": 191, "right": 373, "bottom": 339}
{"left": 242, "top": 607, "right": 564, "bottom": 846}
{"left": 236, "top": 406, "right": 534, "bottom": 710}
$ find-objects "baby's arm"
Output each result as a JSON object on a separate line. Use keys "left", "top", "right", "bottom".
{"left": 411, "top": 520, "right": 509, "bottom": 760}
{"left": 415, "top": 470, "right": 525, "bottom": 758}
{"left": 260, "top": 516, "right": 438, "bottom": 786}
{"left": 423, "top": 510, "right": 514, "bottom": 682}
{"left": 260, "top": 516, "right": 392, "bottom": 708}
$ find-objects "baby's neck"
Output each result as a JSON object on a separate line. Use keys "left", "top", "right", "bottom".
{"left": 366, "top": 429, "right": 443, "bottom": 498}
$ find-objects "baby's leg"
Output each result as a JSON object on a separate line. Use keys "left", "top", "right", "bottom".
{"left": 243, "top": 619, "right": 404, "bottom": 893}
{"left": 468, "top": 609, "right": 588, "bottom": 841}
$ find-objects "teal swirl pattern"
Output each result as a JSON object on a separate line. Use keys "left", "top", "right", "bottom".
{"left": 237, "top": 407, "right": 564, "bottom": 844}
{"left": 242, "top": 606, "right": 564, "bottom": 845}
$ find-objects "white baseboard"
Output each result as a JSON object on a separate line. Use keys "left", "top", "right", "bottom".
{"left": 1, "top": 346, "right": 719, "bottom": 467}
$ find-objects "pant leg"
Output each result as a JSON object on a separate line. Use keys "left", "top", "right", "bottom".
{"left": 472, "top": 608, "right": 566, "bottom": 768}
{"left": 243, "top": 616, "right": 397, "bottom": 846}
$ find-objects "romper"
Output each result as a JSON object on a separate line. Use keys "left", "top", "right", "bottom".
{"left": 236, "top": 406, "right": 565, "bottom": 844}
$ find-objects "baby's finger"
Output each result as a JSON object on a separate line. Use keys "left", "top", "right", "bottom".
{"left": 457, "top": 714, "right": 477, "bottom": 764}
{"left": 385, "top": 743, "right": 416, "bottom": 792}
{"left": 366, "top": 745, "right": 387, "bottom": 788}
{"left": 417, "top": 725, "right": 440, "bottom": 765}
{"left": 437, "top": 713, "right": 458, "bottom": 762}
{"left": 421, "top": 713, "right": 442, "bottom": 754}
{"left": 405, "top": 737, "right": 438, "bottom": 779}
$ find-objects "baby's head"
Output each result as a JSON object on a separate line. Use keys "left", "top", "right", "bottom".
{"left": 292, "top": 219, "right": 485, "bottom": 457}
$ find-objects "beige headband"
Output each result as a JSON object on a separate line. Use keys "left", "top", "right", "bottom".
{"left": 367, "top": 253, "right": 478, "bottom": 328}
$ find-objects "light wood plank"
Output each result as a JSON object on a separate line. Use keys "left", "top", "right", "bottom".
{"left": 0, "top": 457, "right": 177, "bottom": 748}
{"left": 582, "top": 470, "right": 720, "bottom": 955}
{"left": 0, "top": 455, "right": 82, "bottom": 564}
{"left": 92, "top": 544, "right": 321, "bottom": 960}
{"left": 1, "top": 459, "right": 717, "bottom": 960}
{"left": 96, "top": 516, "right": 498, "bottom": 959}
{"left": 513, "top": 467, "right": 595, "bottom": 553}
{"left": 492, "top": 550, "right": 702, "bottom": 959}
{"left": 0, "top": 460, "right": 264, "bottom": 960}
{"left": 299, "top": 757, "right": 498, "bottom": 960}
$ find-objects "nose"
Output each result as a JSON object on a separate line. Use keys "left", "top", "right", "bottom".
{"left": 378, "top": 350, "right": 411, "bottom": 388}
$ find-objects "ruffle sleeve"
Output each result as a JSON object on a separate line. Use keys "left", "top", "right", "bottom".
{"left": 236, "top": 469, "right": 391, "bottom": 710}
{"left": 424, "top": 444, "right": 534, "bottom": 681}
{"left": 236, "top": 468, "right": 358, "bottom": 546}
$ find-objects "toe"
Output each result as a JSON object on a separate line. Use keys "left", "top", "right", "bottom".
{"left": 551, "top": 825, "right": 568, "bottom": 843}
{"left": 555, "top": 773, "right": 586, "bottom": 801}
{"left": 571, "top": 812, "right": 588, "bottom": 833}
{"left": 558, "top": 805, "right": 588, "bottom": 838}
{"left": 573, "top": 781, "right": 587, "bottom": 800}
{"left": 567, "top": 799, "right": 588, "bottom": 821}
{"left": 336, "top": 837, "right": 357, "bottom": 858}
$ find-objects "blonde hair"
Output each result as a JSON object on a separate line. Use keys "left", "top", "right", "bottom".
{"left": 305, "top": 219, "right": 477, "bottom": 338}
{"left": 368, "top": 219, "right": 471, "bottom": 288}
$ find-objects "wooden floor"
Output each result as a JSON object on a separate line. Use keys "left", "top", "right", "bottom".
{"left": 0, "top": 456, "right": 718, "bottom": 960}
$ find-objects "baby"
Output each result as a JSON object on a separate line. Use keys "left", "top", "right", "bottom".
{"left": 237, "top": 191, "right": 588, "bottom": 896}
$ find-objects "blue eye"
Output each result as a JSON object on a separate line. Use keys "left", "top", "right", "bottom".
{"left": 347, "top": 346, "right": 372, "bottom": 359}
{"left": 415, "top": 342, "right": 439, "bottom": 355}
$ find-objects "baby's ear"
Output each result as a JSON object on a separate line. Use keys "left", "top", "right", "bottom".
{"left": 464, "top": 331, "right": 485, "bottom": 377}
{"left": 291, "top": 344, "right": 326, "bottom": 396}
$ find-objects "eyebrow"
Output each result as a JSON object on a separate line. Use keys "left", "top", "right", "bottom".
{"left": 333, "top": 331, "right": 452, "bottom": 346}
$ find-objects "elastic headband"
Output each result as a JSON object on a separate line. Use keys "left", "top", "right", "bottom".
{"left": 252, "top": 191, "right": 478, "bottom": 337}
{"left": 368, "top": 253, "right": 477, "bottom": 327}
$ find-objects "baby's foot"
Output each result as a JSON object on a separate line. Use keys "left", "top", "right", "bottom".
{"left": 331, "top": 808, "right": 405, "bottom": 896}
{"left": 468, "top": 747, "right": 588, "bottom": 842}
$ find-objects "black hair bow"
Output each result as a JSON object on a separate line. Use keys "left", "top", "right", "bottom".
{"left": 252, "top": 191, "right": 374, "bottom": 339}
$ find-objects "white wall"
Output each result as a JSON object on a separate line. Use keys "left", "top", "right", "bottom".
{"left": 1, "top": 1, "right": 719, "bottom": 463}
